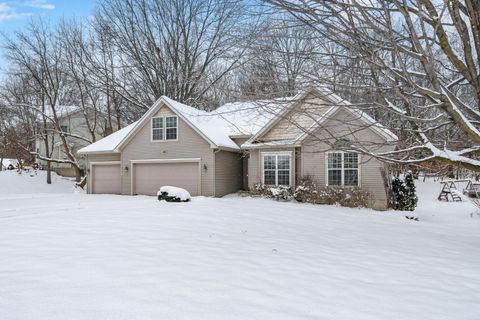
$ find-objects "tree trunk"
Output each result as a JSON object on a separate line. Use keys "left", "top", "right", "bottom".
{"left": 74, "top": 165, "right": 81, "bottom": 183}
{"left": 46, "top": 161, "right": 52, "bottom": 184}
{"left": 77, "top": 175, "right": 87, "bottom": 189}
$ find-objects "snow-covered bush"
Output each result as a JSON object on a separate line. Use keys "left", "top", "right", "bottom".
{"left": 157, "top": 186, "right": 191, "bottom": 202}
{"left": 334, "top": 187, "right": 371, "bottom": 208}
{"left": 250, "top": 183, "right": 292, "bottom": 201}
{"left": 391, "top": 172, "right": 418, "bottom": 212}
{"left": 295, "top": 179, "right": 369, "bottom": 207}
{"left": 252, "top": 178, "right": 371, "bottom": 207}
{"left": 294, "top": 177, "right": 371, "bottom": 208}
{"left": 320, "top": 187, "right": 371, "bottom": 208}
{"left": 250, "top": 183, "right": 267, "bottom": 196}
{"left": 269, "top": 185, "right": 293, "bottom": 201}
{"left": 294, "top": 176, "right": 326, "bottom": 204}
{"left": 294, "top": 177, "right": 317, "bottom": 203}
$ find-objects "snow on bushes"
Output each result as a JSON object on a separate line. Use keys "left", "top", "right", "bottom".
{"left": 157, "top": 186, "right": 191, "bottom": 202}
{"left": 293, "top": 176, "right": 371, "bottom": 208}
{"left": 251, "top": 183, "right": 293, "bottom": 201}
{"left": 252, "top": 176, "right": 371, "bottom": 208}
{"left": 269, "top": 185, "right": 293, "bottom": 201}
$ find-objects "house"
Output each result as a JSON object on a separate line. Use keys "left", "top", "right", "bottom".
{"left": 35, "top": 106, "right": 118, "bottom": 177}
{"left": 78, "top": 87, "right": 397, "bottom": 210}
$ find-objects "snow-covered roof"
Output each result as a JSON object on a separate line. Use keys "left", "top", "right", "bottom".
{"left": 160, "top": 97, "right": 240, "bottom": 150}
{"left": 79, "top": 96, "right": 261, "bottom": 154}
{"left": 78, "top": 121, "right": 138, "bottom": 154}
{"left": 212, "top": 98, "right": 294, "bottom": 136}
{"left": 79, "top": 89, "right": 397, "bottom": 154}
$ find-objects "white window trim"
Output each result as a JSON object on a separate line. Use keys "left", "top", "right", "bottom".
{"left": 261, "top": 151, "right": 293, "bottom": 187}
{"left": 325, "top": 151, "right": 361, "bottom": 187}
{"left": 151, "top": 115, "right": 179, "bottom": 142}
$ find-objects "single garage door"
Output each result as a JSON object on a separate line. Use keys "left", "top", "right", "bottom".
{"left": 133, "top": 162, "right": 199, "bottom": 196}
{"left": 92, "top": 164, "right": 121, "bottom": 194}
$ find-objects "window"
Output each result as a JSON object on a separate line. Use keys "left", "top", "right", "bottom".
{"left": 152, "top": 117, "right": 164, "bottom": 141}
{"left": 165, "top": 116, "right": 177, "bottom": 140}
{"left": 152, "top": 116, "right": 178, "bottom": 141}
{"left": 262, "top": 153, "right": 291, "bottom": 186}
{"left": 327, "top": 152, "right": 359, "bottom": 186}
{"left": 60, "top": 125, "right": 68, "bottom": 133}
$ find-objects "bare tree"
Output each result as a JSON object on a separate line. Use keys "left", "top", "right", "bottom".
{"left": 239, "top": 17, "right": 319, "bottom": 98}
{"left": 3, "top": 20, "right": 84, "bottom": 182}
{"left": 94, "top": 0, "right": 252, "bottom": 109}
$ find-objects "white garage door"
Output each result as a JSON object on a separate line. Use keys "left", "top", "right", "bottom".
{"left": 92, "top": 164, "right": 121, "bottom": 194}
{"left": 133, "top": 162, "right": 199, "bottom": 196}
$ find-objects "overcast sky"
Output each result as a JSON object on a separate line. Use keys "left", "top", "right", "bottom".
{"left": 0, "top": 0, "right": 96, "bottom": 75}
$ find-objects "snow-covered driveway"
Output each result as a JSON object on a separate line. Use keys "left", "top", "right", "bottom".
{"left": 0, "top": 171, "right": 478, "bottom": 320}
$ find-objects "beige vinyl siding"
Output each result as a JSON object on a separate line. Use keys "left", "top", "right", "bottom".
{"left": 88, "top": 153, "right": 121, "bottom": 162}
{"left": 231, "top": 137, "right": 250, "bottom": 147}
{"left": 214, "top": 151, "right": 243, "bottom": 197}
{"left": 301, "top": 107, "right": 393, "bottom": 210}
{"left": 260, "top": 98, "right": 332, "bottom": 141}
{"left": 247, "top": 147, "right": 296, "bottom": 189}
{"left": 86, "top": 153, "right": 121, "bottom": 194}
{"left": 120, "top": 104, "right": 215, "bottom": 196}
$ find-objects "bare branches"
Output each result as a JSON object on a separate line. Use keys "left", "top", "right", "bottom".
{"left": 264, "top": 0, "right": 480, "bottom": 171}
{"left": 94, "top": 0, "right": 252, "bottom": 107}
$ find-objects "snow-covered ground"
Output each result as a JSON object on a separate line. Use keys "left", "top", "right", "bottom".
{"left": 0, "top": 170, "right": 478, "bottom": 320}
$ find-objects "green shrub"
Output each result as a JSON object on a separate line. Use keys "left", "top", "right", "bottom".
{"left": 391, "top": 172, "right": 418, "bottom": 211}
{"left": 157, "top": 192, "right": 189, "bottom": 202}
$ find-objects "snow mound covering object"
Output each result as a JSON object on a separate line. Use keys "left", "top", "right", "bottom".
{"left": 157, "top": 186, "right": 191, "bottom": 202}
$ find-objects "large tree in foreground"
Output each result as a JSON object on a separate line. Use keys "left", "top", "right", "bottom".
{"left": 265, "top": 0, "right": 480, "bottom": 171}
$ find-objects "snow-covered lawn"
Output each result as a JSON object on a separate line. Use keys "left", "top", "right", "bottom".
{"left": 0, "top": 170, "right": 478, "bottom": 320}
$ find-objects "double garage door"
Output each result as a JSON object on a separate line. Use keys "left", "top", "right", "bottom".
{"left": 132, "top": 162, "right": 200, "bottom": 196}
{"left": 91, "top": 161, "right": 200, "bottom": 196}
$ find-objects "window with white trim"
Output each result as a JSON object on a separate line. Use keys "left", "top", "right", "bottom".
{"left": 165, "top": 116, "right": 177, "bottom": 140}
{"left": 152, "top": 117, "right": 164, "bottom": 140}
{"left": 263, "top": 153, "right": 291, "bottom": 186}
{"left": 152, "top": 116, "right": 177, "bottom": 141}
{"left": 327, "top": 152, "right": 359, "bottom": 186}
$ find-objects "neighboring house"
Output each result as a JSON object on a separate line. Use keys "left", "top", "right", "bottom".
{"left": 35, "top": 106, "right": 117, "bottom": 177}
{"left": 79, "top": 87, "right": 397, "bottom": 210}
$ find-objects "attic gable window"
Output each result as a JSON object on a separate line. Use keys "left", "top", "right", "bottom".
{"left": 151, "top": 116, "right": 178, "bottom": 141}
{"left": 165, "top": 116, "right": 178, "bottom": 140}
{"left": 152, "top": 117, "right": 164, "bottom": 141}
